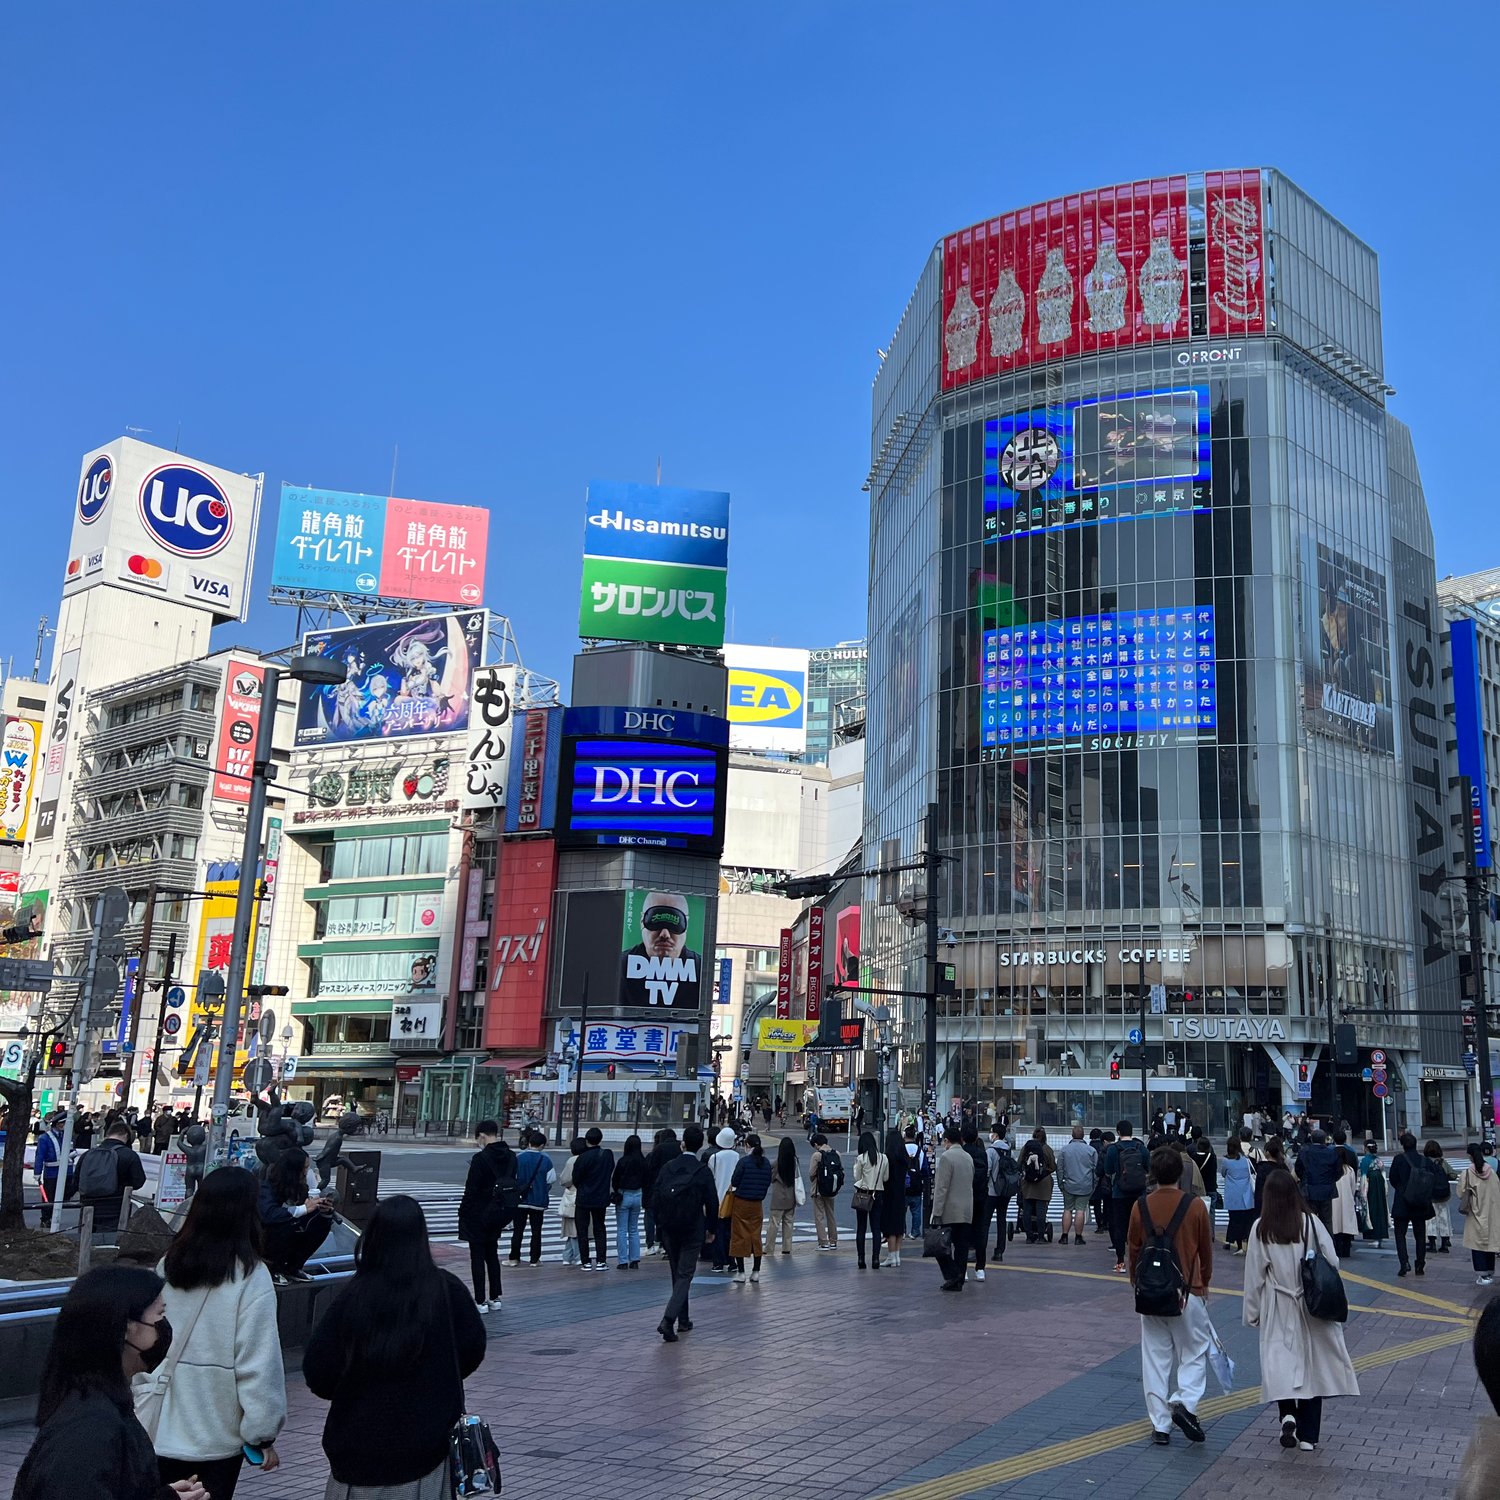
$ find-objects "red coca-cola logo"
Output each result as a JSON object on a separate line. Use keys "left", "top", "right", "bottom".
{"left": 1211, "top": 197, "right": 1261, "bottom": 324}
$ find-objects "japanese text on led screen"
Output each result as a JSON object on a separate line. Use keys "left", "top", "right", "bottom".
{"left": 982, "top": 606, "right": 1217, "bottom": 755}
{"left": 984, "top": 385, "right": 1210, "bottom": 539}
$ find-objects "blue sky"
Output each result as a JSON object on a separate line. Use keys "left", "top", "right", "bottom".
{"left": 1, "top": 4, "right": 1492, "bottom": 688}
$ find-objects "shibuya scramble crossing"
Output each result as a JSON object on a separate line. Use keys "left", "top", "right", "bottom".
{"left": 2, "top": 19, "right": 1500, "bottom": 1486}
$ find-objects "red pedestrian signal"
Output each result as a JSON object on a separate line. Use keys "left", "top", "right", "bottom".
{"left": 1109, "top": 1058, "right": 1120, "bottom": 1080}
{"left": 47, "top": 1039, "right": 67, "bottom": 1070}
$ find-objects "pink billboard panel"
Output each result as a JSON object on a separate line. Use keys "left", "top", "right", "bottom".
{"left": 378, "top": 497, "right": 489, "bottom": 607}
{"left": 942, "top": 175, "right": 1206, "bottom": 389}
{"left": 1204, "top": 169, "right": 1267, "bottom": 337}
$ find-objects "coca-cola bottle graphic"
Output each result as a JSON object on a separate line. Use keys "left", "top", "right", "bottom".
{"left": 1035, "top": 247, "right": 1074, "bottom": 345}
{"left": 1084, "top": 239, "right": 1127, "bottom": 333}
{"left": 1210, "top": 195, "right": 1262, "bottom": 324}
{"left": 945, "top": 281, "right": 980, "bottom": 372}
{"left": 988, "top": 266, "right": 1026, "bottom": 357}
{"left": 1139, "top": 235, "right": 1185, "bottom": 327}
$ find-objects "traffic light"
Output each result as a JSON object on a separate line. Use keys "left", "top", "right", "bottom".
{"left": 1109, "top": 1057, "right": 1120, "bottom": 1080}
{"left": 246, "top": 984, "right": 289, "bottom": 998}
{"left": 1296, "top": 1062, "right": 1309, "bottom": 1086}
{"left": 606, "top": 1063, "right": 616, "bottom": 1081}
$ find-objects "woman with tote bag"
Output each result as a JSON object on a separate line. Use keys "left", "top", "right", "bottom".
{"left": 1242, "top": 1169, "right": 1358, "bottom": 1453}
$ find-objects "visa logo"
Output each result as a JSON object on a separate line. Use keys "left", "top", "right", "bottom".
{"left": 727, "top": 668, "right": 804, "bottom": 724}
{"left": 190, "top": 575, "right": 231, "bottom": 600}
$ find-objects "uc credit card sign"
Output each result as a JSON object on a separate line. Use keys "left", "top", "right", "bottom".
{"left": 725, "top": 645, "right": 810, "bottom": 754}
{"left": 580, "top": 481, "right": 730, "bottom": 648}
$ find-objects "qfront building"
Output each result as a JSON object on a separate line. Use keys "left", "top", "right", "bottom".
{"left": 865, "top": 169, "right": 1465, "bottom": 1139}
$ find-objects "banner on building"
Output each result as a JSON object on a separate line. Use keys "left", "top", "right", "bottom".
{"left": 0, "top": 716, "right": 39, "bottom": 843}
{"left": 1452, "top": 617, "right": 1493, "bottom": 867}
{"left": 757, "top": 1018, "right": 818, "bottom": 1052}
{"left": 506, "top": 707, "right": 561, "bottom": 834}
{"left": 1301, "top": 540, "right": 1394, "bottom": 755}
{"left": 485, "top": 840, "right": 557, "bottom": 1051}
{"left": 553, "top": 1017, "right": 689, "bottom": 1064}
{"left": 776, "top": 927, "right": 794, "bottom": 1019}
{"left": 250, "top": 818, "right": 282, "bottom": 988}
{"left": 35, "top": 648, "right": 80, "bottom": 842}
{"left": 805, "top": 905, "right": 825, "bottom": 1021}
{"left": 64, "top": 438, "right": 263, "bottom": 623}
{"left": 579, "top": 481, "right": 730, "bottom": 648}
{"left": 462, "top": 665, "right": 518, "bottom": 810}
{"left": 619, "top": 889, "right": 705, "bottom": 1011}
{"left": 725, "top": 644, "right": 809, "bottom": 754}
{"left": 294, "top": 610, "right": 487, "bottom": 747}
{"left": 833, "top": 906, "right": 861, "bottom": 992}
{"left": 271, "top": 485, "right": 489, "bottom": 606}
{"left": 212, "top": 660, "right": 265, "bottom": 804}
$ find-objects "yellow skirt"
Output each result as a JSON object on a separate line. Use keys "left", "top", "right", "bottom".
{"left": 728, "top": 1194, "right": 764, "bottom": 1257}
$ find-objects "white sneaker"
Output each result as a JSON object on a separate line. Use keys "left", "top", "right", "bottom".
{"left": 1480, "top": 1274, "right": 1494, "bottom": 1286}
{"left": 732, "top": 1271, "right": 746, "bottom": 1283}
{"left": 487, "top": 1298, "right": 502, "bottom": 1311}
{"left": 975, "top": 1269, "right": 986, "bottom": 1282}
{"left": 749, "top": 1269, "right": 760, "bottom": 1283}
{"left": 474, "top": 1295, "right": 488, "bottom": 1309}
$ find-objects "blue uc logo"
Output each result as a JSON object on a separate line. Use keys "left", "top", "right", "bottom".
{"left": 78, "top": 455, "right": 113, "bottom": 524}
{"left": 138, "top": 464, "right": 234, "bottom": 557}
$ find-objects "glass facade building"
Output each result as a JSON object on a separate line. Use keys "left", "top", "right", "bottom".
{"left": 805, "top": 642, "right": 867, "bottom": 763}
{"left": 864, "top": 169, "right": 1459, "bottom": 1139}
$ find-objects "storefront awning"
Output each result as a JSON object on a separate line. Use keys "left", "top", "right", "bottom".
{"left": 481, "top": 1055, "right": 544, "bottom": 1070}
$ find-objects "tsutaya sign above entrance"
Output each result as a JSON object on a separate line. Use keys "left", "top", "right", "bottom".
{"left": 998, "top": 943, "right": 1194, "bottom": 968}
{"left": 1163, "top": 1015, "right": 1286, "bottom": 1042}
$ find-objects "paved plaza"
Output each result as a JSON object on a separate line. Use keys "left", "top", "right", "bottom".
{"left": 0, "top": 1215, "right": 1488, "bottom": 1500}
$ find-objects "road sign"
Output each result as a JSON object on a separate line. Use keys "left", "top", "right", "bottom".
{"left": 1361, "top": 1067, "right": 1374, "bottom": 1082}
{"left": 1128, "top": 1027, "right": 1144, "bottom": 1045}
{"left": 162, "top": 1013, "right": 183, "bottom": 1038}
{"left": 1296, "top": 1079, "right": 1312, "bottom": 1100}
{"left": 282, "top": 1055, "right": 298, "bottom": 1081}
{"left": 242, "top": 1057, "right": 273, "bottom": 1094}
{"left": 1149, "top": 984, "right": 1168, "bottom": 1015}
{"left": 166, "top": 986, "right": 186, "bottom": 1009}
{"left": 258, "top": 1008, "right": 277, "bottom": 1044}
{"left": 1372, "top": 1082, "right": 1388, "bottom": 1099}
{"left": 1370, "top": 1049, "right": 1387, "bottom": 1065}
{"left": 732, "top": 1078, "right": 743, "bottom": 1097}
{"left": 0, "top": 957, "right": 55, "bottom": 991}
{"left": 1371, "top": 1067, "right": 1387, "bottom": 1084}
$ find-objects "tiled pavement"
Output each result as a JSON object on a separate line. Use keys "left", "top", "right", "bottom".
{"left": 0, "top": 1230, "right": 1490, "bottom": 1498}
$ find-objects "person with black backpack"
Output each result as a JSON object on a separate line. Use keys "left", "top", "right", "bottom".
{"left": 1127, "top": 1146, "right": 1214, "bottom": 1446}
{"left": 1017, "top": 1127, "right": 1056, "bottom": 1243}
{"left": 985, "top": 1128, "right": 1021, "bottom": 1263}
{"left": 1103, "top": 1118, "right": 1151, "bottom": 1274}
{"left": 1388, "top": 1130, "right": 1437, "bottom": 1277}
{"left": 77, "top": 1117, "right": 146, "bottom": 1233}
{"left": 808, "top": 1132, "right": 843, "bottom": 1250}
{"left": 653, "top": 1124, "right": 719, "bottom": 1342}
{"left": 457, "top": 1120, "right": 518, "bottom": 1311}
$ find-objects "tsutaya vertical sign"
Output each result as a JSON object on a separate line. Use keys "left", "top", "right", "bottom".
{"left": 462, "top": 665, "right": 517, "bottom": 811}
{"left": 776, "top": 928, "right": 794, "bottom": 1020}
{"left": 804, "top": 905, "right": 825, "bottom": 1022}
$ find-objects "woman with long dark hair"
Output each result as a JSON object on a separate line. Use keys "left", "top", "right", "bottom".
{"left": 304, "top": 1195, "right": 486, "bottom": 1499}
{"left": 1221, "top": 1135, "right": 1255, "bottom": 1254}
{"left": 727, "top": 1132, "right": 773, "bottom": 1283}
{"left": 880, "top": 1127, "right": 909, "bottom": 1265}
{"left": 258, "top": 1145, "right": 333, "bottom": 1282}
{"left": 613, "top": 1132, "right": 648, "bottom": 1268}
{"left": 1253, "top": 1135, "right": 1287, "bottom": 1215}
{"left": 764, "top": 1136, "right": 802, "bottom": 1257}
{"left": 135, "top": 1166, "right": 285, "bottom": 1498}
{"left": 851, "top": 1129, "right": 889, "bottom": 1270}
{"left": 1242, "top": 1169, "right": 1358, "bottom": 1453}
{"left": 14, "top": 1266, "right": 206, "bottom": 1500}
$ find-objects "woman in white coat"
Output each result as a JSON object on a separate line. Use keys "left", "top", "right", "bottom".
{"left": 134, "top": 1166, "right": 286, "bottom": 1499}
{"left": 1457, "top": 1142, "right": 1500, "bottom": 1285}
{"left": 1242, "top": 1168, "right": 1359, "bottom": 1453}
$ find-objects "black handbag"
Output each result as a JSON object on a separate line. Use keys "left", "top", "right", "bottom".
{"left": 1300, "top": 1214, "right": 1349, "bottom": 1322}
{"left": 922, "top": 1221, "right": 953, "bottom": 1258}
{"left": 446, "top": 1305, "right": 502, "bottom": 1495}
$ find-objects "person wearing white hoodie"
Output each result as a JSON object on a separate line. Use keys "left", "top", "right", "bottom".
{"left": 134, "top": 1166, "right": 286, "bottom": 1500}
{"left": 708, "top": 1127, "right": 741, "bottom": 1271}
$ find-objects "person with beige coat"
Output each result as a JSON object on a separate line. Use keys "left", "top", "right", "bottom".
{"left": 1242, "top": 1168, "right": 1358, "bottom": 1453}
{"left": 1457, "top": 1142, "right": 1500, "bottom": 1285}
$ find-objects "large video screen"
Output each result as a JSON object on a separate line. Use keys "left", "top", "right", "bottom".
{"left": 984, "top": 384, "right": 1210, "bottom": 540}
{"left": 558, "top": 737, "right": 727, "bottom": 854}
{"left": 1300, "top": 540, "right": 1394, "bottom": 755}
{"left": 982, "top": 605, "right": 1217, "bottom": 754}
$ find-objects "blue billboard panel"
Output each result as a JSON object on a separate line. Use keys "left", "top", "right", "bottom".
{"left": 982, "top": 605, "right": 1217, "bottom": 755}
{"left": 561, "top": 706, "right": 729, "bottom": 745}
{"left": 983, "top": 384, "right": 1211, "bottom": 540}
{"left": 1452, "top": 617, "right": 1493, "bottom": 868}
{"left": 583, "top": 482, "right": 731, "bottom": 568}
{"left": 558, "top": 737, "right": 726, "bottom": 853}
{"left": 295, "top": 610, "right": 488, "bottom": 747}
{"left": 273, "top": 489, "right": 387, "bottom": 593}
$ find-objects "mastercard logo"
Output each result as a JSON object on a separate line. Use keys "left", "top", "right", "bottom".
{"left": 66, "top": 558, "right": 81, "bottom": 577}
{"left": 127, "top": 555, "right": 165, "bottom": 579}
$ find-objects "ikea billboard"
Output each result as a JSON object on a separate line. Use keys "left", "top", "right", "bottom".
{"left": 725, "top": 645, "right": 809, "bottom": 754}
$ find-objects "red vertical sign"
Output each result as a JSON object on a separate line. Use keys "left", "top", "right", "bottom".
{"left": 805, "top": 905, "right": 825, "bottom": 1022}
{"left": 775, "top": 928, "right": 794, "bottom": 1020}
{"left": 212, "top": 660, "right": 264, "bottom": 804}
{"left": 1205, "top": 169, "right": 1267, "bottom": 337}
{"left": 484, "top": 840, "right": 557, "bottom": 1051}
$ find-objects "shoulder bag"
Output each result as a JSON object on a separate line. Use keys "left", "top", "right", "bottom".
{"left": 1300, "top": 1213, "right": 1349, "bottom": 1322}
{"left": 135, "top": 1285, "right": 213, "bottom": 1443}
{"left": 851, "top": 1155, "right": 880, "bottom": 1214}
{"left": 447, "top": 1298, "right": 502, "bottom": 1496}
{"left": 922, "top": 1221, "right": 953, "bottom": 1258}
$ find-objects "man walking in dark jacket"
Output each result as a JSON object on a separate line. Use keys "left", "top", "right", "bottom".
{"left": 653, "top": 1123, "right": 718, "bottom": 1341}
{"left": 1389, "top": 1130, "right": 1436, "bottom": 1277}
{"left": 1103, "top": 1119, "right": 1151, "bottom": 1274}
{"left": 572, "top": 1126, "right": 615, "bottom": 1270}
{"left": 1295, "top": 1129, "right": 1342, "bottom": 1231}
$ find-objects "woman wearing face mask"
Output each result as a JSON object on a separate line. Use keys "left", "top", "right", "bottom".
{"left": 13, "top": 1265, "right": 208, "bottom": 1500}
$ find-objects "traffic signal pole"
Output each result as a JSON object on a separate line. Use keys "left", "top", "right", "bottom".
{"left": 49, "top": 892, "right": 106, "bottom": 1225}
{"left": 143, "top": 931, "right": 178, "bottom": 1118}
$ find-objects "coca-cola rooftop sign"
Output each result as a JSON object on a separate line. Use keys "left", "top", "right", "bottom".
{"left": 941, "top": 170, "right": 1266, "bottom": 391}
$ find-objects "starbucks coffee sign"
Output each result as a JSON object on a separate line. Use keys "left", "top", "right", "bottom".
{"left": 997, "top": 942, "right": 1194, "bottom": 968}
